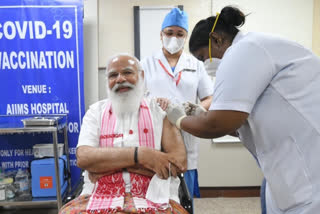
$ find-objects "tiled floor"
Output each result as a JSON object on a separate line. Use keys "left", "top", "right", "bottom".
{"left": 194, "top": 197, "right": 261, "bottom": 214}
{"left": 0, "top": 197, "right": 261, "bottom": 214}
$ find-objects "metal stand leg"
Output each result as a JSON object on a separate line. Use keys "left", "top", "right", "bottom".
{"left": 64, "top": 125, "right": 72, "bottom": 194}
{"left": 53, "top": 130, "right": 62, "bottom": 210}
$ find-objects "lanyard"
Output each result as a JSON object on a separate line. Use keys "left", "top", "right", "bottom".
{"left": 158, "top": 59, "right": 182, "bottom": 86}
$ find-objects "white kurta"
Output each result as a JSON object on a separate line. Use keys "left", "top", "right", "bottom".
{"left": 77, "top": 98, "right": 165, "bottom": 195}
{"left": 141, "top": 50, "right": 213, "bottom": 169}
{"left": 210, "top": 31, "right": 320, "bottom": 214}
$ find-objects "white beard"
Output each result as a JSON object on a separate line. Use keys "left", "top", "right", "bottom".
{"left": 107, "top": 77, "right": 145, "bottom": 117}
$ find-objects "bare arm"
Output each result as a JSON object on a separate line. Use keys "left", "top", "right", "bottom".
{"left": 76, "top": 146, "right": 136, "bottom": 173}
{"left": 200, "top": 95, "right": 213, "bottom": 110}
{"left": 161, "top": 117, "right": 187, "bottom": 177}
{"left": 128, "top": 117, "right": 187, "bottom": 177}
{"left": 77, "top": 145, "right": 184, "bottom": 178}
{"left": 181, "top": 110, "right": 248, "bottom": 139}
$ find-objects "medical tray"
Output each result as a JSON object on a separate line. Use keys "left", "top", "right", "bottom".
{"left": 22, "top": 116, "right": 62, "bottom": 126}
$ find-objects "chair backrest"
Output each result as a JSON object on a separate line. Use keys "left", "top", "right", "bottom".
{"left": 178, "top": 173, "right": 193, "bottom": 214}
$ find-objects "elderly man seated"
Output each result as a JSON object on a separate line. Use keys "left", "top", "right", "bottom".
{"left": 59, "top": 54, "right": 188, "bottom": 214}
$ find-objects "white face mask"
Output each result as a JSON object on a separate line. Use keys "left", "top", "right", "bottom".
{"left": 204, "top": 58, "right": 221, "bottom": 77}
{"left": 146, "top": 174, "right": 180, "bottom": 205}
{"left": 162, "top": 35, "right": 185, "bottom": 55}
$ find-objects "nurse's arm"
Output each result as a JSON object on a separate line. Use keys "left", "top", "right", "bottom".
{"left": 180, "top": 110, "right": 248, "bottom": 139}
{"left": 200, "top": 95, "right": 213, "bottom": 110}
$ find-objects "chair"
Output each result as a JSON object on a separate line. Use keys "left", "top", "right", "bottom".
{"left": 71, "top": 172, "right": 194, "bottom": 213}
{"left": 178, "top": 173, "right": 193, "bottom": 214}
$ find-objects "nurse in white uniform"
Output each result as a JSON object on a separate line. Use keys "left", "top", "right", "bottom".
{"left": 141, "top": 8, "right": 213, "bottom": 201}
{"left": 165, "top": 6, "right": 320, "bottom": 214}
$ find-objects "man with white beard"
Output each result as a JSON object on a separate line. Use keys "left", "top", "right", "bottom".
{"left": 59, "top": 54, "right": 188, "bottom": 214}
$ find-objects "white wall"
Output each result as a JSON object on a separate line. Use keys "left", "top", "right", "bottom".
{"left": 212, "top": 0, "right": 314, "bottom": 49}
{"left": 83, "top": 0, "right": 99, "bottom": 110}
{"left": 91, "top": 0, "right": 315, "bottom": 187}
{"left": 98, "top": 0, "right": 211, "bottom": 68}
{"left": 313, "top": 0, "right": 320, "bottom": 55}
{"left": 198, "top": 139, "right": 263, "bottom": 186}
{"left": 98, "top": 0, "right": 212, "bottom": 100}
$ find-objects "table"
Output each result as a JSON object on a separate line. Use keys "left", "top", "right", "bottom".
{"left": 0, "top": 115, "right": 71, "bottom": 210}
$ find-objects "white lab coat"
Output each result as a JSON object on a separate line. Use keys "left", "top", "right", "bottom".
{"left": 210, "top": 32, "right": 320, "bottom": 214}
{"left": 141, "top": 50, "right": 213, "bottom": 170}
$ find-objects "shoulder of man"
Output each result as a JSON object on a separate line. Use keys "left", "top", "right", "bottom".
{"left": 87, "top": 99, "right": 110, "bottom": 113}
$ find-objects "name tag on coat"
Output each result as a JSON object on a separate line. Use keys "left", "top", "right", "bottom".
{"left": 182, "top": 68, "right": 196, "bottom": 72}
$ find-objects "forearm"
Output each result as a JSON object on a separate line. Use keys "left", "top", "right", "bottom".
{"left": 168, "top": 149, "right": 187, "bottom": 174}
{"left": 77, "top": 146, "right": 136, "bottom": 173}
{"left": 166, "top": 137, "right": 187, "bottom": 171}
{"left": 166, "top": 102, "right": 248, "bottom": 140}
{"left": 200, "top": 96, "right": 213, "bottom": 110}
{"left": 127, "top": 165, "right": 154, "bottom": 177}
{"left": 180, "top": 110, "right": 248, "bottom": 139}
{"left": 181, "top": 113, "right": 224, "bottom": 139}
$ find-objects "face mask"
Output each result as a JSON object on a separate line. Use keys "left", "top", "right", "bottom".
{"left": 204, "top": 58, "right": 221, "bottom": 77}
{"left": 146, "top": 163, "right": 181, "bottom": 204}
{"left": 146, "top": 174, "right": 181, "bottom": 204}
{"left": 162, "top": 35, "right": 185, "bottom": 55}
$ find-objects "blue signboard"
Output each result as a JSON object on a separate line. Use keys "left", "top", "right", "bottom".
{"left": 0, "top": 0, "right": 84, "bottom": 188}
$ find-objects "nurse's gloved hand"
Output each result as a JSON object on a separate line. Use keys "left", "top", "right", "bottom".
{"left": 188, "top": 102, "right": 207, "bottom": 116}
{"left": 183, "top": 102, "right": 207, "bottom": 116}
{"left": 182, "top": 102, "right": 193, "bottom": 115}
{"left": 165, "top": 103, "right": 186, "bottom": 129}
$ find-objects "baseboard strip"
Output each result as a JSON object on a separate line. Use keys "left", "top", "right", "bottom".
{"left": 199, "top": 186, "right": 260, "bottom": 198}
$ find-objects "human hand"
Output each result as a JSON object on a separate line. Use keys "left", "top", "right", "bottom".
{"left": 156, "top": 98, "right": 170, "bottom": 111}
{"left": 169, "top": 164, "right": 179, "bottom": 178}
{"left": 138, "top": 147, "right": 185, "bottom": 179}
{"left": 183, "top": 102, "right": 207, "bottom": 116}
{"left": 165, "top": 103, "right": 186, "bottom": 128}
{"left": 182, "top": 102, "right": 193, "bottom": 115}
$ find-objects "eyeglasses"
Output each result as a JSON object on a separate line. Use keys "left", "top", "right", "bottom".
{"left": 208, "top": 12, "right": 220, "bottom": 62}
{"left": 108, "top": 70, "right": 136, "bottom": 81}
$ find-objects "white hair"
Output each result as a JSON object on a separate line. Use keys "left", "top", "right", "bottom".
{"left": 105, "top": 53, "right": 143, "bottom": 75}
{"left": 104, "top": 53, "right": 145, "bottom": 99}
{"left": 107, "top": 71, "right": 145, "bottom": 117}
